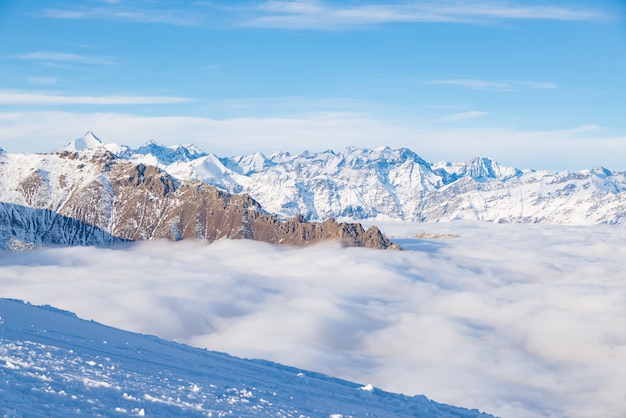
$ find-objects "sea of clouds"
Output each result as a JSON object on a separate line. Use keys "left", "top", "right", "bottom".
{"left": 1, "top": 221, "right": 625, "bottom": 418}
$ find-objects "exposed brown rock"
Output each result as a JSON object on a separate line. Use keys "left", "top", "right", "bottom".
{"left": 51, "top": 156, "right": 400, "bottom": 249}
{"left": 17, "top": 170, "right": 50, "bottom": 208}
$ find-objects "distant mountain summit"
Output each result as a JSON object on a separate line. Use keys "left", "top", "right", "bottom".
{"left": 58, "top": 131, "right": 104, "bottom": 151}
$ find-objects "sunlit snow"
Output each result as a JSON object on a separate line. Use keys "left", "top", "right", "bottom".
{"left": 1, "top": 299, "right": 487, "bottom": 417}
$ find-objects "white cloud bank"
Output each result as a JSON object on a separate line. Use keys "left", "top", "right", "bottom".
{"left": 17, "top": 51, "right": 116, "bottom": 66}
{"left": 0, "top": 110, "right": 624, "bottom": 171}
{"left": 1, "top": 222, "right": 625, "bottom": 418}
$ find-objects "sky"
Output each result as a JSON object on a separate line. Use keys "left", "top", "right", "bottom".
{"left": 1, "top": 222, "right": 625, "bottom": 418}
{"left": 0, "top": 0, "right": 625, "bottom": 170}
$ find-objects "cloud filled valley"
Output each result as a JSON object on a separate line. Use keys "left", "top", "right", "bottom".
{"left": 1, "top": 222, "right": 625, "bottom": 418}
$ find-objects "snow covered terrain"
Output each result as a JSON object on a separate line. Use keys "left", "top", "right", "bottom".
{"left": 56, "top": 132, "right": 624, "bottom": 225}
{"left": 2, "top": 222, "right": 625, "bottom": 418}
{"left": 0, "top": 298, "right": 492, "bottom": 417}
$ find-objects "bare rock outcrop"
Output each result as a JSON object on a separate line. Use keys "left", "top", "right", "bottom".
{"left": 103, "top": 162, "right": 398, "bottom": 249}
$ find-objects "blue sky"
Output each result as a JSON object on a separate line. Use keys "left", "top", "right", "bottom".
{"left": 0, "top": 0, "right": 625, "bottom": 170}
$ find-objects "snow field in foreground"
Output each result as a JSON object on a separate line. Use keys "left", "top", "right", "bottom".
{"left": 2, "top": 299, "right": 485, "bottom": 417}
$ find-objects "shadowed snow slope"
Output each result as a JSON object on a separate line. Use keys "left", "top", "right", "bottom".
{"left": 0, "top": 298, "right": 492, "bottom": 418}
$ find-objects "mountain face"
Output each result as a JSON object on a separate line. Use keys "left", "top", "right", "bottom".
{"left": 89, "top": 135, "right": 626, "bottom": 225}
{"left": 0, "top": 143, "right": 397, "bottom": 250}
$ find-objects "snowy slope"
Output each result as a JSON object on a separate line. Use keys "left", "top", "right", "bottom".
{"left": 95, "top": 134, "right": 626, "bottom": 224}
{"left": 0, "top": 298, "right": 493, "bottom": 418}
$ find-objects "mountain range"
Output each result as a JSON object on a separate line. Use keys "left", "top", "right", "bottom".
{"left": 76, "top": 131, "right": 626, "bottom": 224}
{"left": 1, "top": 131, "right": 624, "bottom": 249}
{"left": 0, "top": 133, "right": 396, "bottom": 250}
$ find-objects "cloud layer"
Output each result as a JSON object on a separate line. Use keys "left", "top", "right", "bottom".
{"left": 41, "top": 1, "right": 609, "bottom": 30}
{"left": 426, "top": 79, "right": 559, "bottom": 92}
{"left": 1, "top": 222, "right": 625, "bottom": 418}
{"left": 244, "top": 1, "right": 607, "bottom": 29}
{"left": 1, "top": 110, "right": 624, "bottom": 171}
{"left": 0, "top": 91, "right": 193, "bottom": 105}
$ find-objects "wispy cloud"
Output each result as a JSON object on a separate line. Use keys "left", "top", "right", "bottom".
{"left": 426, "top": 79, "right": 558, "bottom": 92}
{"left": 41, "top": 5, "right": 204, "bottom": 26}
{"left": 0, "top": 91, "right": 193, "bottom": 105}
{"left": 242, "top": 1, "right": 608, "bottom": 30}
{"left": 26, "top": 76, "right": 59, "bottom": 85}
{"left": 17, "top": 51, "right": 115, "bottom": 66}
{"left": 1, "top": 223, "right": 625, "bottom": 417}
{"left": 38, "top": 1, "right": 609, "bottom": 30}
{"left": 437, "top": 110, "right": 489, "bottom": 122}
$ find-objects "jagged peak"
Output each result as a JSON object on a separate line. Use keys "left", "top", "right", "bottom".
{"left": 182, "top": 143, "right": 206, "bottom": 155}
{"left": 57, "top": 131, "right": 105, "bottom": 152}
{"left": 234, "top": 151, "right": 277, "bottom": 175}
{"left": 392, "top": 147, "right": 427, "bottom": 165}
{"left": 268, "top": 150, "right": 290, "bottom": 160}
{"left": 83, "top": 131, "right": 102, "bottom": 142}
{"left": 131, "top": 140, "right": 207, "bottom": 166}
{"left": 459, "top": 156, "right": 521, "bottom": 180}
{"left": 589, "top": 166, "right": 613, "bottom": 177}
{"left": 334, "top": 146, "right": 428, "bottom": 168}
{"left": 299, "top": 150, "right": 315, "bottom": 158}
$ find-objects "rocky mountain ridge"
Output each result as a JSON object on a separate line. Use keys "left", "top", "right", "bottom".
{"left": 0, "top": 144, "right": 397, "bottom": 250}
{"left": 65, "top": 132, "right": 626, "bottom": 225}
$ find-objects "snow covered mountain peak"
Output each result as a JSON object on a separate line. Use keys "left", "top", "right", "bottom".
{"left": 460, "top": 156, "right": 522, "bottom": 180}
{"left": 133, "top": 140, "right": 208, "bottom": 165}
{"left": 588, "top": 166, "right": 613, "bottom": 177}
{"left": 58, "top": 131, "right": 104, "bottom": 152}
{"left": 432, "top": 157, "right": 522, "bottom": 181}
